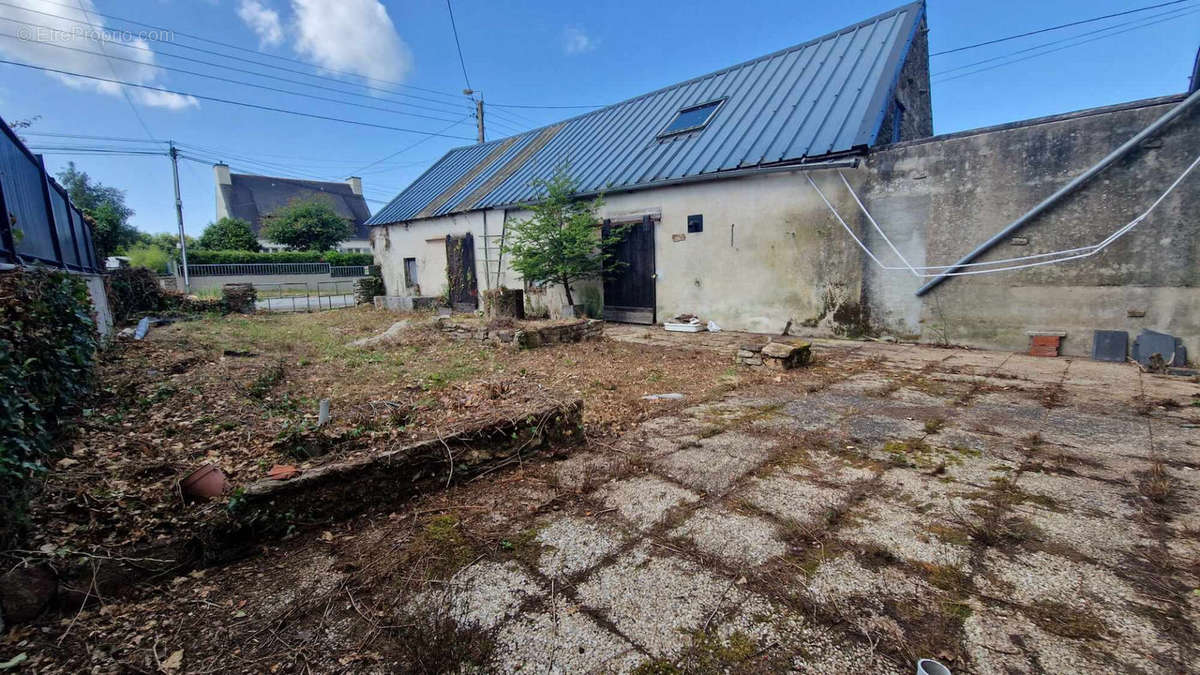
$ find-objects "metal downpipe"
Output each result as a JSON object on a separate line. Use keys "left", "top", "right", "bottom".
{"left": 915, "top": 87, "right": 1200, "bottom": 297}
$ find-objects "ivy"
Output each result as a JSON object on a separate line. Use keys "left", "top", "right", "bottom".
{"left": 0, "top": 268, "right": 98, "bottom": 547}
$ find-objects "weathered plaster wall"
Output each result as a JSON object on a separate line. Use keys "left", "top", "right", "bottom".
{"left": 861, "top": 94, "right": 1200, "bottom": 355}
{"left": 372, "top": 171, "right": 871, "bottom": 334}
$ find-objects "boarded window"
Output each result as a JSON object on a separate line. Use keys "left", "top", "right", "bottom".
{"left": 403, "top": 257, "right": 418, "bottom": 287}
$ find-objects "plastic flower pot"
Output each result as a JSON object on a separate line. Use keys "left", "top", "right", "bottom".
{"left": 917, "top": 659, "right": 951, "bottom": 675}
{"left": 180, "top": 464, "right": 230, "bottom": 500}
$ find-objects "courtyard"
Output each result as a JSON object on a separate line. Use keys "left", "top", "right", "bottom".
{"left": 3, "top": 308, "right": 1198, "bottom": 673}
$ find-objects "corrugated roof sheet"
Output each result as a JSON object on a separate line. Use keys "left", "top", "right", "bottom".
{"left": 369, "top": 1, "right": 924, "bottom": 225}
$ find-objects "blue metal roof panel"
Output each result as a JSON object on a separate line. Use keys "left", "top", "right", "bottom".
{"left": 371, "top": 1, "right": 925, "bottom": 224}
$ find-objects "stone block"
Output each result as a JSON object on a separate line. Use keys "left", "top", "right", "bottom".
{"left": 759, "top": 341, "right": 811, "bottom": 369}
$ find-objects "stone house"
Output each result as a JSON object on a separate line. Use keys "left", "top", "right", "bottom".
{"left": 213, "top": 164, "right": 373, "bottom": 253}
{"left": 367, "top": 1, "right": 1200, "bottom": 357}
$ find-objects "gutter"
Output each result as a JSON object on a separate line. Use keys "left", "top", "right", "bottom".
{"left": 915, "top": 87, "right": 1200, "bottom": 297}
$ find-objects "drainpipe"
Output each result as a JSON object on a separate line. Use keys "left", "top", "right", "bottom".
{"left": 915, "top": 87, "right": 1200, "bottom": 297}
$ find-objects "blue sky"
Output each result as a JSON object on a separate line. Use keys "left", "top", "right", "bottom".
{"left": 1, "top": 0, "right": 1196, "bottom": 236}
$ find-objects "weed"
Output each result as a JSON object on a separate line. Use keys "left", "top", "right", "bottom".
{"left": 949, "top": 501, "right": 1037, "bottom": 547}
{"left": 923, "top": 418, "right": 945, "bottom": 434}
{"left": 1139, "top": 462, "right": 1173, "bottom": 505}
{"left": 382, "top": 606, "right": 495, "bottom": 673}
{"left": 246, "top": 360, "right": 286, "bottom": 399}
{"left": 1025, "top": 601, "right": 1108, "bottom": 640}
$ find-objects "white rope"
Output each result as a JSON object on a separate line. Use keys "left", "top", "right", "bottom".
{"left": 807, "top": 151, "right": 1200, "bottom": 277}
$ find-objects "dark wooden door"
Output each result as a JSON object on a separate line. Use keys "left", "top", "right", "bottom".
{"left": 602, "top": 215, "right": 655, "bottom": 324}
{"left": 445, "top": 233, "right": 478, "bottom": 311}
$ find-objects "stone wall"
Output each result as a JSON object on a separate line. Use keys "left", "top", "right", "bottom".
{"left": 435, "top": 317, "right": 604, "bottom": 348}
{"left": 860, "top": 93, "right": 1200, "bottom": 356}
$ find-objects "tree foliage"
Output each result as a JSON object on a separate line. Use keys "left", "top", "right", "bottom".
{"left": 57, "top": 162, "right": 139, "bottom": 259}
{"left": 501, "top": 167, "right": 623, "bottom": 306}
{"left": 125, "top": 243, "right": 170, "bottom": 272}
{"left": 198, "top": 217, "right": 260, "bottom": 252}
{"left": 259, "top": 198, "right": 351, "bottom": 251}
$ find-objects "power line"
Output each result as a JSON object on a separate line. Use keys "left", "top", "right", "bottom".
{"left": 0, "top": 57, "right": 478, "bottom": 140}
{"left": 0, "top": 30, "right": 468, "bottom": 124}
{"left": 934, "top": 7, "right": 1200, "bottom": 83}
{"left": 0, "top": 13, "right": 475, "bottom": 119}
{"left": 0, "top": 1, "right": 472, "bottom": 115}
{"left": 488, "top": 102, "right": 604, "bottom": 109}
{"left": 931, "top": 0, "right": 1190, "bottom": 56}
{"left": 445, "top": 0, "right": 472, "bottom": 92}
{"left": 933, "top": 3, "right": 1198, "bottom": 77}
{"left": 351, "top": 114, "right": 474, "bottom": 174}
{"left": 16, "top": 0, "right": 467, "bottom": 101}
{"left": 72, "top": 0, "right": 155, "bottom": 141}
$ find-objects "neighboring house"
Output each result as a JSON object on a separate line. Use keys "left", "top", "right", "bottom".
{"left": 213, "top": 163, "right": 373, "bottom": 253}
{"left": 368, "top": 1, "right": 1200, "bottom": 357}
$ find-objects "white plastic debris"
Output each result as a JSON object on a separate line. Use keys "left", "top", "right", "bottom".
{"left": 134, "top": 316, "right": 150, "bottom": 340}
{"left": 318, "top": 399, "right": 331, "bottom": 427}
{"left": 917, "top": 659, "right": 951, "bottom": 675}
{"left": 641, "top": 393, "right": 684, "bottom": 400}
{"left": 707, "top": 320, "right": 721, "bottom": 332}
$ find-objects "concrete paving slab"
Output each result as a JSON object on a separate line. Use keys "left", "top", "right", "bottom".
{"left": 653, "top": 431, "right": 773, "bottom": 494}
{"left": 593, "top": 474, "right": 701, "bottom": 532}
{"left": 575, "top": 544, "right": 754, "bottom": 658}
{"left": 492, "top": 603, "right": 643, "bottom": 674}
{"left": 841, "top": 497, "right": 972, "bottom": 569}
{"left": 413, "top": 560, "right": 544, "bottom": 631}
{"left": 535, "top": 516, "right": 626, "bottom": 579}
{"left": 671, "top": 506, "right": 787, "bottom": 567}
{"left": 740, "top": 474, "right": 846, "bottom": 526}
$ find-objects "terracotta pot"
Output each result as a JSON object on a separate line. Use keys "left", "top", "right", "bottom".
{"left": 180, "top": 464, "right": 230, "bottom": 500}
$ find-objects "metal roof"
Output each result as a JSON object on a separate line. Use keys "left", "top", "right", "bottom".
{"left": 369, "top": 1, "right": 925, "bottom": 225}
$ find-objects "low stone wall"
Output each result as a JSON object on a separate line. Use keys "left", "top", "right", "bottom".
{"left": 735, "top": 340, "right": 812, "bottom": 369}
{"left": 436, "top": 317, "right": 604, "bottom": 348}
{"left": 17, "top": 398, "right": 583, "bottom": 624}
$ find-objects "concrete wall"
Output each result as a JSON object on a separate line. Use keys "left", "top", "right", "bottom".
{"left": 860, "top": 94, "right": 1200, "bottom": 356}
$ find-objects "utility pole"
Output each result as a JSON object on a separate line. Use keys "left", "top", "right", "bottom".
{"left": 464, "top": 88, "right": 484, "bottom": 143}
{"left": 475, "top": 96, "right": 485, "bottom": 143}
{"left": 168, "top": 141, "right": 190, "bottom": 293}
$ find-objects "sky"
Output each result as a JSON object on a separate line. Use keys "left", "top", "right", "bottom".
{"left": 0, "top": 0, "right": 1196, "bottom": 236}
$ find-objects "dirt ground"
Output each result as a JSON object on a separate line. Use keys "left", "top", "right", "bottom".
{"left": 4, "top": 309, "right": 1200, "bottom": 673}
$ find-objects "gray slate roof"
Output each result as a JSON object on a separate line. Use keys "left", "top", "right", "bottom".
{"left": 369, "top": 1, "right": 925, "bottom": 226}
{"left": 223, "top": 173, "right": 373, "bottom": 239}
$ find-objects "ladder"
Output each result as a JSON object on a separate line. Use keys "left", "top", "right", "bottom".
{"left": 479, "top": 213, "right": 507, "bottom": 290}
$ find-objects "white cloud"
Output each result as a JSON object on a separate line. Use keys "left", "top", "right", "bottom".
{"left": 237, "top": 0, "right": 283, "bottom": 48}
{"left": 0, "top": 0, "right": 197, "bottom": 110}
{"left": 289, "top": 0, "right": 412, "bottom": 83}
{"left": 562, "top": 26, "right": 596, "bottom": 55}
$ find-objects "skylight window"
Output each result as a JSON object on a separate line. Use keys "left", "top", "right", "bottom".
{"left": 658, "top": 99, "right": 724, "bottom": 138}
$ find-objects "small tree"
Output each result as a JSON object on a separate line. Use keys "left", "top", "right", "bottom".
{"left": 501, "top": 167, "right": 623, "bottom": 307}
{"left": 260, "top": 197, "right": 351, "bottom": 251}
{"left": 198, "top": 217, "right": 260, "bottom": 251}
{"left": 58, "top": 162, "right": 139, "bottom": 259}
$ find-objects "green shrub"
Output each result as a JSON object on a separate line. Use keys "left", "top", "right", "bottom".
{"left": 0, "top": 268, "right": 98, "bottom": 547}
{"left": 184, "top": 249, "right": 374, "bottom": 266}
{"left": 355, "top": 275, "right": 385, "bottom": 304}
{"left": 124, "top": 242, "right": 170, "bottom": 273}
